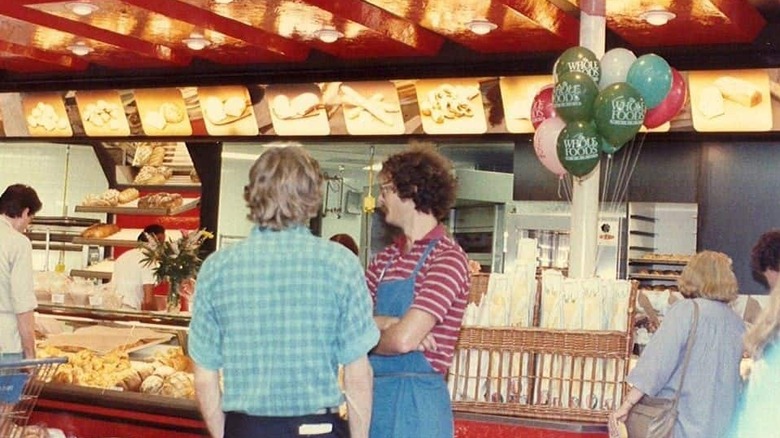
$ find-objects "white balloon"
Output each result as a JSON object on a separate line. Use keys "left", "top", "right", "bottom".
{"left": 599, "top": 48, "right": 637, "bottom": 89}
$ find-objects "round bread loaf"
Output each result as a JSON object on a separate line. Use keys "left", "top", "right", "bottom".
{"left": 140, "top": 374, "right": 164, "bottom": 395}
{"left": 118, "top": 188, "right": 140, "bottom": 204}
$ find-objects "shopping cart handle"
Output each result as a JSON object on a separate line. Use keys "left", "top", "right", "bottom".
{"left": 0, "top": 357, "right": 68, "bottom": 369}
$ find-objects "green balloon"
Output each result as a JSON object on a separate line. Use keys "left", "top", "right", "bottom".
{"left": 556, "top": 120, "right": 602, "bottom": 177}
{"left": 554, "top": 46, "right": 601, "bottom": 85}
{"left": 593, "top": 82, "right": 646, "bottom": 147}
{"left": 602, "top": 139, "right": 621, "bottom": 155}
{"left": 553, "top": 71, "right": 599, "bottom": 122}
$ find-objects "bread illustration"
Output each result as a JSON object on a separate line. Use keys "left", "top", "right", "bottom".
{"left": 272, "top": 92, "right": 322, "bottom": 120}
{"left": 713, "top": 76, "right": 762, "bottom": 107}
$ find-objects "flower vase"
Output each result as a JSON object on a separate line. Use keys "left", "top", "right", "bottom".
{"left": 167, "top": 277, "right": 182, "bottom": 313}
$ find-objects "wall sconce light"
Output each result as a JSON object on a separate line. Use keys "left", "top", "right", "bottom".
{"left": 639, "top": 6, "right": 676, "bottom": 26}
{"left": 183, "top": 32, "right": 211, "bottom": 50}
{"left": 315, "top": 27, "right": 344, "bottom": 44}
{"left": 67, "top": 41, "right": 94, "bottom": 56}
{"left": 66, "top": 2, "right": 99, "bottom": 16}
{"left": 466, "top": 19, "right": 497, "bottom": 35}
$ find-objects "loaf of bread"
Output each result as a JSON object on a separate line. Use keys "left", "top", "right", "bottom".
{"left": 118, "top": 188, "right": 140, "bottom": 204}
{"left": 140, "top": 374, "right": 164, "bottom": 395}
{"left": 116, "top": 369, "right": 143, "bottom": 392}
{"left": 713, "top": 76, "right": 762, "bottom": 107}
{"left": 138, "top": 193, "right": 183, "bottom": 209}
{"left": 81, "top": 223, "right": 120, "bottom": 239}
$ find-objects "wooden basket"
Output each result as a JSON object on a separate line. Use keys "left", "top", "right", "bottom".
{"left": 468, "top": 273, "right": 490, "bottom": 306}
{"left": 450, "top": 277, "right": 637, "bottom": 423}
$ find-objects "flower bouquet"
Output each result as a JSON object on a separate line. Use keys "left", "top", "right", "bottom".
{"left": 140, "top": 228, "right": 213, "bottom": 312}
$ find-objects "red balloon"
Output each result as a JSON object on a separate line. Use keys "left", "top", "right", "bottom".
{"left": 643, "top": 68, "right": 687, "bottom": 129}
{"left": 531, "top": 84, "right": 557, "bottom": 129}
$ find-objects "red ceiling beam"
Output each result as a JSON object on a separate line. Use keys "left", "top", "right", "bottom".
{"left": 122, "top": 0, "right": 310, "bottom": 61}
{"left": 0, "top": 39, "right": 88, "bottom": 70}
{"left": 500, "top": 0, "right": 580, "bottom": 46}
{"left": 0, "top": 3, "right": 192, "bottom": 66}
{"left": 303, "top": 0, "right": 445, "bottom": 56}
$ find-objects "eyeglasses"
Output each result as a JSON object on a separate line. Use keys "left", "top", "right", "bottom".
{"left": 379, "top": 182, "right": 396, "bottom": 196}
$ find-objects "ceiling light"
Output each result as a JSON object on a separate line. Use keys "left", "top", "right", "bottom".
{"left": 639, "top": 6, "right": 676, "bottom": 26}
{"left": 67, "top": 41, "right": 93, "bottom": 56}
{"left": 315, "top": 27, "right": 344, "bottom": 44}
{"left": 183, "top": 33, "right": 211, "bottom": 51}
{"left": 466, "top": 19, "right": 497, "bottom": 35}
{"left": 66, "top": 2, "right": 99, "bottom": 16}
{"left": 213, "top": 0, "right": 234, "bottom": 3}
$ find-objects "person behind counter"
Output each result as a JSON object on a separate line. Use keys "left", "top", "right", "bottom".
{"left": 0, "top": 184, "right": 42, "bottom": 362}
{"left": 112, "top": 224, "right": 165, "bottom": 311}
{"left": 188, "top": 143, "right": 379, "bottom": 438}
{"left": 365, "top": 145, "right": 470, "bottom": 438}
{"left": 609, "top": 250, "right": 744, "bottom": 438}
{"left": 728, "top": 230, "right": 780, "bottom": 436}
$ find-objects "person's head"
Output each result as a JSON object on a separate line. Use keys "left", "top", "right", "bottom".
{"left": 678, "top": 250, "right": 738, "bottom": 303}
{"left": 329, "top": 233, "right": 359, "bottom": 256}
{"left": 244, "top": 143, "right": 323, "bottom": 231}
{"left": 751, "top": 230, "right": 780, "bottom": 289}
{"left": 378, "top": 143, "right": 457, "bottom": 226}
{"left": 0, "top": 184, "right": 42, "bottom": 232}
{"left": 138, "top": 224, "right": 166, "bottom": 243}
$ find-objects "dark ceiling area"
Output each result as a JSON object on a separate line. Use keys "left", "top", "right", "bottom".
{"left": 0, "top": 0, "right": 777, "bottom": 92}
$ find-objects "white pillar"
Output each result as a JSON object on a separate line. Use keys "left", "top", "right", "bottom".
{"left": 569, "top": 0, "right": 605, "bottom": 279}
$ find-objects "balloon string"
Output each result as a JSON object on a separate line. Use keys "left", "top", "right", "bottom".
{"left": 565, "top": 174, "right": 573, "bottom": 203}
{"left": 611, "top": 135, "right": 633, "bottom": 209}
{"left": 615, "top": 132, "right": 646, "bottom": 207}
{"left": 601, "top": 154, "right": 612, "bottom": 208}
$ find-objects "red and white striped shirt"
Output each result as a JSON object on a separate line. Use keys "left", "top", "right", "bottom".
{"left": 366, "top": 224, "right": 470, "bottom": 374}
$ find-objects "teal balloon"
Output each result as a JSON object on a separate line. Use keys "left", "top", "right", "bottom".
{"left": 554, "top": 46, "right": 601, "bottom": 85}
{"left": 556, "top": 120, "right": 602, "bottom": 177}
{"left": 593, "top": 82, "right": 646, "bottom": 147}
{"left": 626, "top": 54, "right": 672, "bottom": 109}
{"left": 553, "top": 71, "right": 599, "bottom": 122}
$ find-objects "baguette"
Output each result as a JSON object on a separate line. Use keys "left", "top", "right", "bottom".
{"left": 118, "top": 188, "right": 140, "bottom": 204}
{"left": 81, "top": 223, "right": 121, "bottom": 239}
{"left": 713, "top": 76, "right": 762, "bottom": 107}
{"left": 138, "top": 193, "right": 183, "bottom": 209}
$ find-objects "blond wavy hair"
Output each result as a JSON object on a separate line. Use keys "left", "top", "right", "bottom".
{"left": 244, "top": 144, "right": 323, "bottom": 231}
{"left": 744, "top": 280, "right": 780, "bottom": 358}
{"left": 677, "top": 250, "right": 738, "bottom": 303}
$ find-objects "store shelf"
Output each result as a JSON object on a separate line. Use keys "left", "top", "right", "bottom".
{"left": 629, "top": 258, "right": 689, "bottom": 266}
{"left": 73, "top": 228, "right": 183, "bottom": 247}
{"left": 75, "top": 197, "right": 200, "bottom": 216}
{"left": 70, "top": 259, "right": 114, "bottom": 280}
{"left": 629, "top": 273, "right": 681, "bottom": 281}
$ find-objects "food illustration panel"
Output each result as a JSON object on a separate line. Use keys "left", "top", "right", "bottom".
{"left": 23, "top": 92, "right": 73, "bottom": 137}
{"left": 135, "top": 88, "right": 192, "bottom": 136}
{"left": 500, "top": 75, "right": 554, "bottom": 134}
{"left": 339, "top": 81, "right": 404, "bottom": 135}
{"left": 689, "top": 69, "right": 772, "bottom": 132}
{"left": 197, "top": 85, "right": 258, "bottom": 136}
{"left": 75, "top": 90, "right": 130, "bottom": 137}
{"left": 415, "top": 79, "right": 487, "bottom": 134}
{"left": 266, "top": 84, "right": 329, "bottom": 136}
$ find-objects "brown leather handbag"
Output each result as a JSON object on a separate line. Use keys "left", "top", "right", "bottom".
{"left": 625, "top": 301, "right": 699, "bottom": 438}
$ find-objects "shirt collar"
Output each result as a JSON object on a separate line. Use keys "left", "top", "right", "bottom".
{"left": 0, "top": 215, "right": 14, "bottom": 231}
{"left": 392, "top": 223, "right": 446, "bottom": 249}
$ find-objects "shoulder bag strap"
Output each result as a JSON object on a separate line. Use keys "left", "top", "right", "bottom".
{"left": 673, "top": 300, "right": 700, "bottom": 407}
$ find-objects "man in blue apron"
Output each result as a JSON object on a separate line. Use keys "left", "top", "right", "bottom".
{"left": 366, "top": 146, "right": 470, "bottom": 438}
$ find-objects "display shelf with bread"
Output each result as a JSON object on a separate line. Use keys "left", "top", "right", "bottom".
{"left": 115, "top": 165, "right": 201, "bottom": 191}
{"left": 69, "top": 259, "right": 114, "bottom": 281}
{"left": 73, "top": 228, "right": 184, "bottom": 247}
{"left": 75, "top": 195, "right": 199, "bottom": 216}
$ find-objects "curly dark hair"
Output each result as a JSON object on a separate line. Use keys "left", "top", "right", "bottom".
{"left": 380, "top": 145, "right": 457, "bottom": 221}
{"left": 751, "top": 230, "right": 780, "bottom": 286}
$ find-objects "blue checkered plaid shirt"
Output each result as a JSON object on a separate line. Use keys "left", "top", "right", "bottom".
{"left": 189, "top": 226, "right": 379, "bottom": 416}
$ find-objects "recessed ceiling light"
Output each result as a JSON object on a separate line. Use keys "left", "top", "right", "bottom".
{"left": 67, "top": 41, "right": 93, "bottom": 56}
{"left": 315, "top": 27, "right": 344, "bottom": 44}
{"left": 183, "top": 33, "right": 211, "bottom": 51}
{"left": 466, "top": 19, "right": 497, "bottom": 35}
{"left": 213, "top": 0, "right": 234, "bottom": 3}
{"left": 639, "top": 6, "right": 676, "bottom": 26}
{"left": 66, "top": 2, "right": 99, "bottom": 16}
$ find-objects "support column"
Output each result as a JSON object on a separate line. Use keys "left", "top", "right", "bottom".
{"left": 569, "top": 0, "right": 605, "bottom": 279}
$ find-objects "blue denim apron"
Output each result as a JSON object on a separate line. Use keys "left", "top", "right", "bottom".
{"left": 369, "top": 240, "right": 453, "bottom": 438}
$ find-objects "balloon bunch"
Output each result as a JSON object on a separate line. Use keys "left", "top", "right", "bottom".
{"left": 532, "top": 46, "right": 687, "bottom": 178}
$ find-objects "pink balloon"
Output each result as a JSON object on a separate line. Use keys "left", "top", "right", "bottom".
{"left": 533, "top": 116, "right": 567, "bottom": 177}
{"left": 531, "top": 84, "right": 557, "bottom": 129}
{"left": 643, "top": 68, "right": 687, "bottom": 129}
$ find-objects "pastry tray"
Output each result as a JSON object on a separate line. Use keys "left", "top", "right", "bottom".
{"left": 75, "top": 197, "right": 199, "bottom": 216}
{"left": 73, "top": 229, "right": 183, "bottom": 247}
